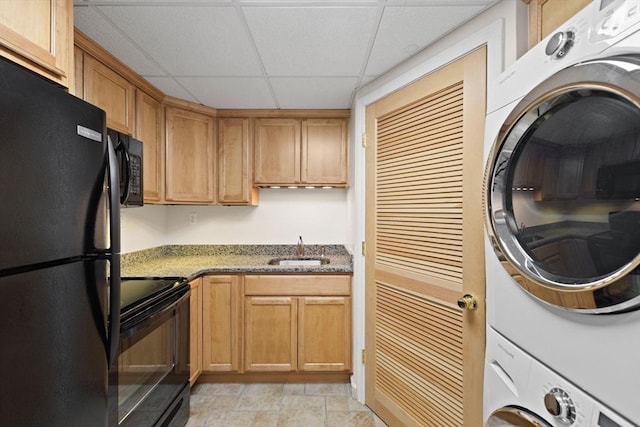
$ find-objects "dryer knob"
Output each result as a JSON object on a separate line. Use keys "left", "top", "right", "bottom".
{"left": 543, "top": 388, "right": 576, "bottom": 424}
{"left": 545, "top": 31, "right": 575, "bottom": 58}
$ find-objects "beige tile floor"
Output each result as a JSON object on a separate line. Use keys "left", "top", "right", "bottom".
{"left": 186, "top": 383, "right": 388, "bottom": 427}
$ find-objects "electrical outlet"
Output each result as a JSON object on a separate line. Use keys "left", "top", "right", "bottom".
{"left": 188, "top": 212, "right": 197, "bottom": 224}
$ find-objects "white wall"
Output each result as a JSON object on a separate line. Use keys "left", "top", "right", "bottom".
{"left": 121, "top": 188, "right": 349, "bottom": 252}
{"left": 164, "top": 189, "right": 348, "bottom": 245}
{"left": 121, "top": 204, "right": 167, "bottom": 253}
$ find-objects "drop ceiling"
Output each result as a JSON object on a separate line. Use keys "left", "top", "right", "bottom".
{"left": 74, "top": 0, "right": 498, "bottom": 109}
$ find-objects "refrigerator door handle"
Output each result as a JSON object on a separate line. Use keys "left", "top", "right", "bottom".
{"left": 116, "top": 137, "right": 131, "bottom": 205}
{"left": 106, "top": 135, "right": 121, "bottom": 367}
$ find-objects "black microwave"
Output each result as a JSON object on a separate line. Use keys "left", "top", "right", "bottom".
{"left": 595, "top": 160, "right": 640, "bottom": 200}
{"left": 107, "top": 129, "right": 143, "bottom": 207}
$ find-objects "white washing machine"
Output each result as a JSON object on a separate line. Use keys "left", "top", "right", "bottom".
{"left": 485, "top": 327, "right": 634, "bottom": 427}
{"left": 483, "top": 0, "right": 640, "bottom": 425}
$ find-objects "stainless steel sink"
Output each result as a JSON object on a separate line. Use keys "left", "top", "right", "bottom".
{"left": 267, "top": 257, "right": 329, "bottom": 266}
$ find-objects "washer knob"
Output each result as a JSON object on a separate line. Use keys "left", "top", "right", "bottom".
{"left": 544, "top": 388, "right": 576, "bottom": 424}
{"left": 545, "top": 31, "right": 575, "bottom": 58}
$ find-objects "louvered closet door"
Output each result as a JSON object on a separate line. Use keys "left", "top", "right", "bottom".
{"left": 365, "top": 47, "right": 486, "bottom": 427}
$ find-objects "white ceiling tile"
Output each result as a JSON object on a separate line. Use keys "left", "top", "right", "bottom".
{"left": 359, "top": 75, "right": 377, "bottom": 87}
{"left": 74, "top": 6, "right": 166, "bottom": 76}
{"left": 94, "top": 5, "right": 263, "bottom": 76}
{"left": 270, "top": 77, "right": 358, "bottom": 109}
{"left": 176, "top": 77, "right": 277, "bottom": 109}
{"left": 73, "top": 1, "right": 498, "bottom": 110}
{"left": 242, "top": 6, "right": 378, "bottom": 76}
{"left": 144, "top": 76, "right": 198, "bottom": 103}
{"left": 386, "top": 0, "right": 493, "bottom": 3}
{"left": 365, "top": 5, "right": 484, "bottom": 75}
{"left": 76, "top": 0, "right": 230, "bottom": 3}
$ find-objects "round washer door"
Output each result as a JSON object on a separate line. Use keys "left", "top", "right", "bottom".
{"left": 485, "top": 55, "right": 640, "bottom": 313}
{"left": 486, "top": 407, "right": 551, "bottom": 427}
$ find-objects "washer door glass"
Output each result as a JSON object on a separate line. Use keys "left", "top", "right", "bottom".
{"left": 486, "top": 55, "right": 640, "bottom": 312}
{"left": 486, "top": 407, "right": 551, "bottom": 427}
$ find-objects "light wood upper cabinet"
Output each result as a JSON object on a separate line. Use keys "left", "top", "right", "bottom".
{"left": 165, "top": 105, "right": 216, "bottom": 204}
{"left": 218, "top": 118, "right": 258, "bottom": 205}
{"left": 254, "top": 119, "right": 301, "bottom": 185}
{"left": 0, "top": 0, "right": 73, "bottom": 88}
{"left": 136, "top": 90, "right": 164, "bottom": 203}
{"left": 254, "top": 117, "right": 349, "bottom": 187}
{"left": 82, "top": 55, "right": 136, "bottom": 134}
{"left": 302, "top": 119, "right": 348, "bottom": 185}
{"left": 189, "top": 278, "right": 203, "bottom": 385}
{"left": 202, "top": 275, "right": 242, "bottom": 373}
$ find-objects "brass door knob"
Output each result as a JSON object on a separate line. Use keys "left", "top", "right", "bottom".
{"left": 457, "top": 294, "right": 478, "bottom": 310}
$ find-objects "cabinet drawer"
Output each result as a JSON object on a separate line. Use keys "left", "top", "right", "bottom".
{"left": 244, "top": 275, "right": 351, "bottom": 296}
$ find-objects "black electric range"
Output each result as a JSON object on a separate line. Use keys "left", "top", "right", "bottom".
{"left": 112, "top": 276, "right": 191, "bottom": 427}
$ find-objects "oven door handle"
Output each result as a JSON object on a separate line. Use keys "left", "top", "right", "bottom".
{"left": 120, "top": 289, "right": 190, "bottom": 338}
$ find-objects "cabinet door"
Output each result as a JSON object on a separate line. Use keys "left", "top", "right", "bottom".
{"left": 83, "top": 55, "right": 135, "bottom": 134}
{"left": 254, "top": 119, "right": 301, "bottom": 185}
{"left": 136, "top": 90, "right": 164, "bottom": 203}
{"left": 165, "top": 106, "right": 215, "bottom": 203}
{"left": 298, "top": 296, "right": 352, "bottom": 372}
{"left": 0, "top": 0, "right": 72, "bottom": 87}
{"left": 218, "top": 118, "right": 257, "bottom": 205}
{"left": 540, "top": 148, "right": 558, "bottom": 201}
{"left": 555, "top": 148, "right": 584, "bottom": 200}
{"left": 244, "top": 296, "right": 297, "bottom": 372}
{"left": 189, "top": 278, "right": 202, "bottom": 384}
{"left": 302, "top": 119, "right": 348, "bottom": 186}
{"left": 202, "top": 275, "right": 242, "bottom": 372}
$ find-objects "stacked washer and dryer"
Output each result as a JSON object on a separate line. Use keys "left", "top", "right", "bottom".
{"left": 483, "top": 0, "right": 640, "bottom": 426}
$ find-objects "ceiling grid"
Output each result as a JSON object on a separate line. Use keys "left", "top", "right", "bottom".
{"left": 74, "top": 0, "right": 496, "bottom": 109}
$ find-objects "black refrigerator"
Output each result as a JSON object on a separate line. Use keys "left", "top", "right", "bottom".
{"left": 0, "top": 57, "right": 121, "bottom": 426}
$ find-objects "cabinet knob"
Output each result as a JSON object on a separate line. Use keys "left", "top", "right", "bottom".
{"left": 457, "top": 294, "right": 478, "bottom": 311}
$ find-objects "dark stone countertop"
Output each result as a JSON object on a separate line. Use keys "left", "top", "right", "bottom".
{"left": 121, "top": 244, "right": 353, "bottom": 280}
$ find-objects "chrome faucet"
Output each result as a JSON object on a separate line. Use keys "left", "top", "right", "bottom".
{"left": 296, "top": 236, "right": 304, "bottom": 256}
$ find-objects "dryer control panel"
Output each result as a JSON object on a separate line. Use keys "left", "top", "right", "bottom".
{"left": 591, "top": 0, "right": 640, "bottom": 42}
{"left": 485, "top": 328, "right": 635, "bottom": 426}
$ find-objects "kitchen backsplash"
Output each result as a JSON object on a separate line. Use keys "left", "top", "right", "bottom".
{"left": 121, "top": 189, "right": 349, "bottom": 253}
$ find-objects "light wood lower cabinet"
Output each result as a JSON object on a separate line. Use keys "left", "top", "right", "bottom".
{"left": 189, "top": 278, "right": 203, "bottom": 384}
{"left": 244, "top": 296, "right": 298, "bottom": 372}
{"left": 243, "top": 275, "right": 352, "bottom": 374}
{"left": 298, "top": 296, "right": 351, "bottom": 372}
{"left": 202, "top": 275, "right": 242, "bottom": 372}
{"left": 192, "top": 274, "right": 352, "bottom": 381}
